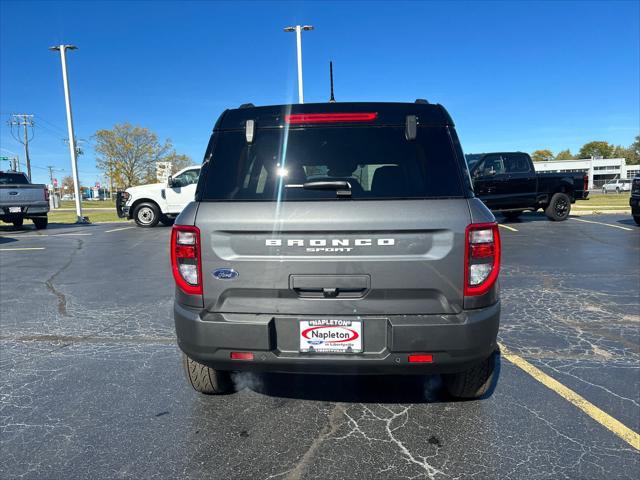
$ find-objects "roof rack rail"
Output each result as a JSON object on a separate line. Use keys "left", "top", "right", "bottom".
{"left": 414, "top": 98, "right": 429, "bottom": 104}
{"left": 239, "top": 103, "right": 255, "bottom": 109}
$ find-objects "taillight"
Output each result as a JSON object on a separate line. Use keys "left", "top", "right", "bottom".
{"left": 171, "top": 225, "right": 202, "bottom": 295}
{"left": 285, "top": 112, "right": 378, "bottom": 124}
{"left": 583, "top": 174, "right": 588, "bottom": 192}
{"left": 44, "top": 188, "right": 50, "bottom": 202}
{"left": 464, "top": 223, "right": 500, "bottom": 297}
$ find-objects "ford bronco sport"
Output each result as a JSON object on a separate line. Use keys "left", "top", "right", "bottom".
{"left": 172, "top": 101, "right": 501, "bottom": 399}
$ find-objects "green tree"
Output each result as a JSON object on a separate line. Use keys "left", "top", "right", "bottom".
{"left": 578, "top": 141, "right": 614, "bottom": 159}
{"left": 611, "top": 145, "right": 634, "bottom": 161}
{"left": 555, "top": 149, "right": 574, "bottom": 160}
{"left": 531, "top": 149, "right": 554, "bottom": 162}
{"left": 628, "top": 135, "right": 640, "bottom": 163}
{"left": 94, "top": 123, "right": 193, "bottom": 189}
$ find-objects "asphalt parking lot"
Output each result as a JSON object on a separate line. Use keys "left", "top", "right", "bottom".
{"left": 1, "top": 213, "right": 638, "bottom": 479}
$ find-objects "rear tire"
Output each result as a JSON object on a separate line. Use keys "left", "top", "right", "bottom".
{"left": 545, "top": 192, "right": 571, "bottom": 221}
{"left": 32, "top": 217, "right": 48, "bottom": 229}
{"left": 182, "top": 354, "right": 234, "bottom": 395}
{"left": 634, "top": 215, "right": 640, "bottom": 226}
{"left": 602, "top": 188, "right": 607, "bottom": 194}
{"left": 12, "top": 217, "right": 24, "bottom": 229}
{"left": 502, "top": 211, "right": 522, "bottom": 221}
{"left": 616, "top": 187, "right": 620, "bottom": 194}
{"left": 133, "top": 202, "right": 160, "bottom": 228}
{"left": 443, "top": 350, "right": 497, "bottom": 399}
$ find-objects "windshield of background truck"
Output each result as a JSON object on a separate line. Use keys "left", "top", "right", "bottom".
{"left": 200, "top": 126, "right": 464, "bottom": 201}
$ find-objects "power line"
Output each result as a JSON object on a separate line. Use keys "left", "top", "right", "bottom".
{"left": 8, "top": 114, "right": 35, "bottom": 181}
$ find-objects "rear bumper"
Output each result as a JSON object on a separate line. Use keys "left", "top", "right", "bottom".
{"left": 0, "top": 204, "right": 48, "bottom": 220}
{"left": 174, "top": 302, "right": 500, "bottom": 375}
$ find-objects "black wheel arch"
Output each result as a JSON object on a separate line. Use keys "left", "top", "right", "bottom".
{"left": 553, "top": 181, "right": 575, "bottom": 199}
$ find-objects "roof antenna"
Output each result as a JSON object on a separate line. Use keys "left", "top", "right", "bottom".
{"left": 329, "top": 61, "right": 336, "bottom": 103}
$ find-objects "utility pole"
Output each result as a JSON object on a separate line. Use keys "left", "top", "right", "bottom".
{"left": 284, "top": 25, "right": 314, "bottom": 103}
{"left": 8, "top": 114, "right": 34, "bottom": 180}
{"left": 50, "top": 44, "right": 86, "bottom": 223}
{"left": 47, "top": 165, "right": 55, "bottom": 185}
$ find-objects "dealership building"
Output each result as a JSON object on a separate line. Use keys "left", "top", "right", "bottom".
{"left": 533, "top": 157, "right": 640, "bottom": 189}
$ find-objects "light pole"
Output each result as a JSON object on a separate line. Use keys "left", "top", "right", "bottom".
{"left": 49, "top": 44, "right": 86, "bottom": 223}
{"left": 284, "top": 25, "right": 313, "bottom": 103}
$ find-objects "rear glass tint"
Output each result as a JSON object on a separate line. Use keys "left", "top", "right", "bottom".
{"left": 199, "top": 126, "right": 464, "bottom": 201}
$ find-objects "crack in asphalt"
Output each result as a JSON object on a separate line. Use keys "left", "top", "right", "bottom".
{"left": 43, "top": 239, "right": 83, "bottom": 316}
{"left": 285, "top": 403, "right": 346, "bottom": 480}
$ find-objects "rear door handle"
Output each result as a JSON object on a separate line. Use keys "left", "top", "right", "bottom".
{"left": 290, "top": 275, "right": 370, "bottom": 299}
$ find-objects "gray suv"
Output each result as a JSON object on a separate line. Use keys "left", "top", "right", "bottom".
{"left": 172, "top": 101, "right": 501, "bottom": 399}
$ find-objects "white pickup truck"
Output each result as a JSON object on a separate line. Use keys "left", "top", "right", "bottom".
{"left": 0, "top": 171, "right": 49, "bottom": 229}
{"left": 116, "top": 165, "right": 200, "bottom": 227}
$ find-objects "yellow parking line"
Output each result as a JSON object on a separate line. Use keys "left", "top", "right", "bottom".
{"left": 104, "top": 226, "right": 134, "bottom": 233}
{"left": 500, "top": 344, "right": 640, "bottom": 450}
{"left": 498, "top": 224, "right": 518, "bottom": 232}
{"left": 0, "top": 247, "right": 46, "bottom": 251}
{"left": 571, "top": 218, "right": 633, "bottom": 231}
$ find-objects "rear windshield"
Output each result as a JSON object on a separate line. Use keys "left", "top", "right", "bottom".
{"left": 0, "top": 172, "right": 29, "bottom": 185}
{"left": 199, "top": 126, "right": 464, "bottom": 201}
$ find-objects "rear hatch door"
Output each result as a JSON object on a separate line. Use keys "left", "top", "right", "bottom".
{"left": 196, "top": 120, "right": 469, "bottom": 316}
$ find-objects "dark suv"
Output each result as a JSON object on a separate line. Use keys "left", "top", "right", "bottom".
{"left": 172, "top": 102, "right": 501, "bottom": 399}
{"left": 631, "top": 175, "right": 640, "bottom": 225}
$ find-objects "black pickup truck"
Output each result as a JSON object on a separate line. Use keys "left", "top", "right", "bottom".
{"left": 466, "top": 152, "right": 588, "bottom": 221}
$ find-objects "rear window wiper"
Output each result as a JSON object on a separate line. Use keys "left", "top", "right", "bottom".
{"left": 285, "top": 180, "right": 352, "bottom": 198}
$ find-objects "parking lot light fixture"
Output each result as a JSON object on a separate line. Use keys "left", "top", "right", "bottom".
{"left": 283, "top": 25, "right": 314, "bottom": 104}
{"left": 49, "top": 44, "right": 86, "bottom": 223}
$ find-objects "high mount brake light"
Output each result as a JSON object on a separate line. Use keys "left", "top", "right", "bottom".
{"left": 171, "top": 225, "right": 202, "bottom": 296}
{"left": 284, "top": 112, "right": 378, "bottom": 124}
{"left": 464, "top": 223, "right": 500, "bottom": 297}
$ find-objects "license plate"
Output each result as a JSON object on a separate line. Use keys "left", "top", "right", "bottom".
{"left": 8, "top": 207, "right": 21, "bottom": 213}
{"left": 299, "top": 320, "right": 362, "bottom": 353}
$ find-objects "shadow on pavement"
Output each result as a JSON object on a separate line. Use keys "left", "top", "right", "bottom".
{"left": 0, "top": 236, "right": 18, "bottom": 245}
{"left": 234, "top": 353, "right": 501, "bottom": 404}
{"left": 617, "top": 218, "right": 638, "bottom": 227}
{"left": 0, "top": 222, "right": 98, "bottom": 234}
{"left": 497, "top": 212, "right": 552, "bottom": 224}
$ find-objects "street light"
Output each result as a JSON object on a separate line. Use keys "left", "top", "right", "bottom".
{"left": 283, "top": 25, "right": 314, "bottom": 104}
{"left": 49, "top": 44, "right": 86, "bottom": 223}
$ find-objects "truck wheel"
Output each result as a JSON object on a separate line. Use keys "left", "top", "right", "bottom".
{"left": 160, "top": 216, "right": 175, "bottom": 227}
{"left": 545, "top": 193, "right": 571, "bottom": 221}
{"left": 443, "top": 350, "right": 497, "bottom": 399}
{"left": 12, "top": 217, "right": 24, "bottom": 229}
{"left": 183, "top": 354, "right": 234, "bottom": 395}
{"left": 616, "top": 187, "right": 620, "bottom": 194}
{"left": 32, "top": 217, "right": 48, "bottom": 229}
{"left": 133, "top": 203, "right": 160, "bottom": 227}
{"left": 634, "top": 215, "right": 640, "bottom": 226}
{"left": 503, "top": 211, "right": 522, "bottom": 221}
{"left": 602, "top": 188, "right": 607, "bottom": 194}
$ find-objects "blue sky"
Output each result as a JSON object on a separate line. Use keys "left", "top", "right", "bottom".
{"left": 1, "top": 0, "right": 638, "bottom": 185}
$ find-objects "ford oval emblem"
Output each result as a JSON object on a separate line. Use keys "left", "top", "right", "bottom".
{"left": 212, "top": 268, "right": 239, "bottom": 280}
